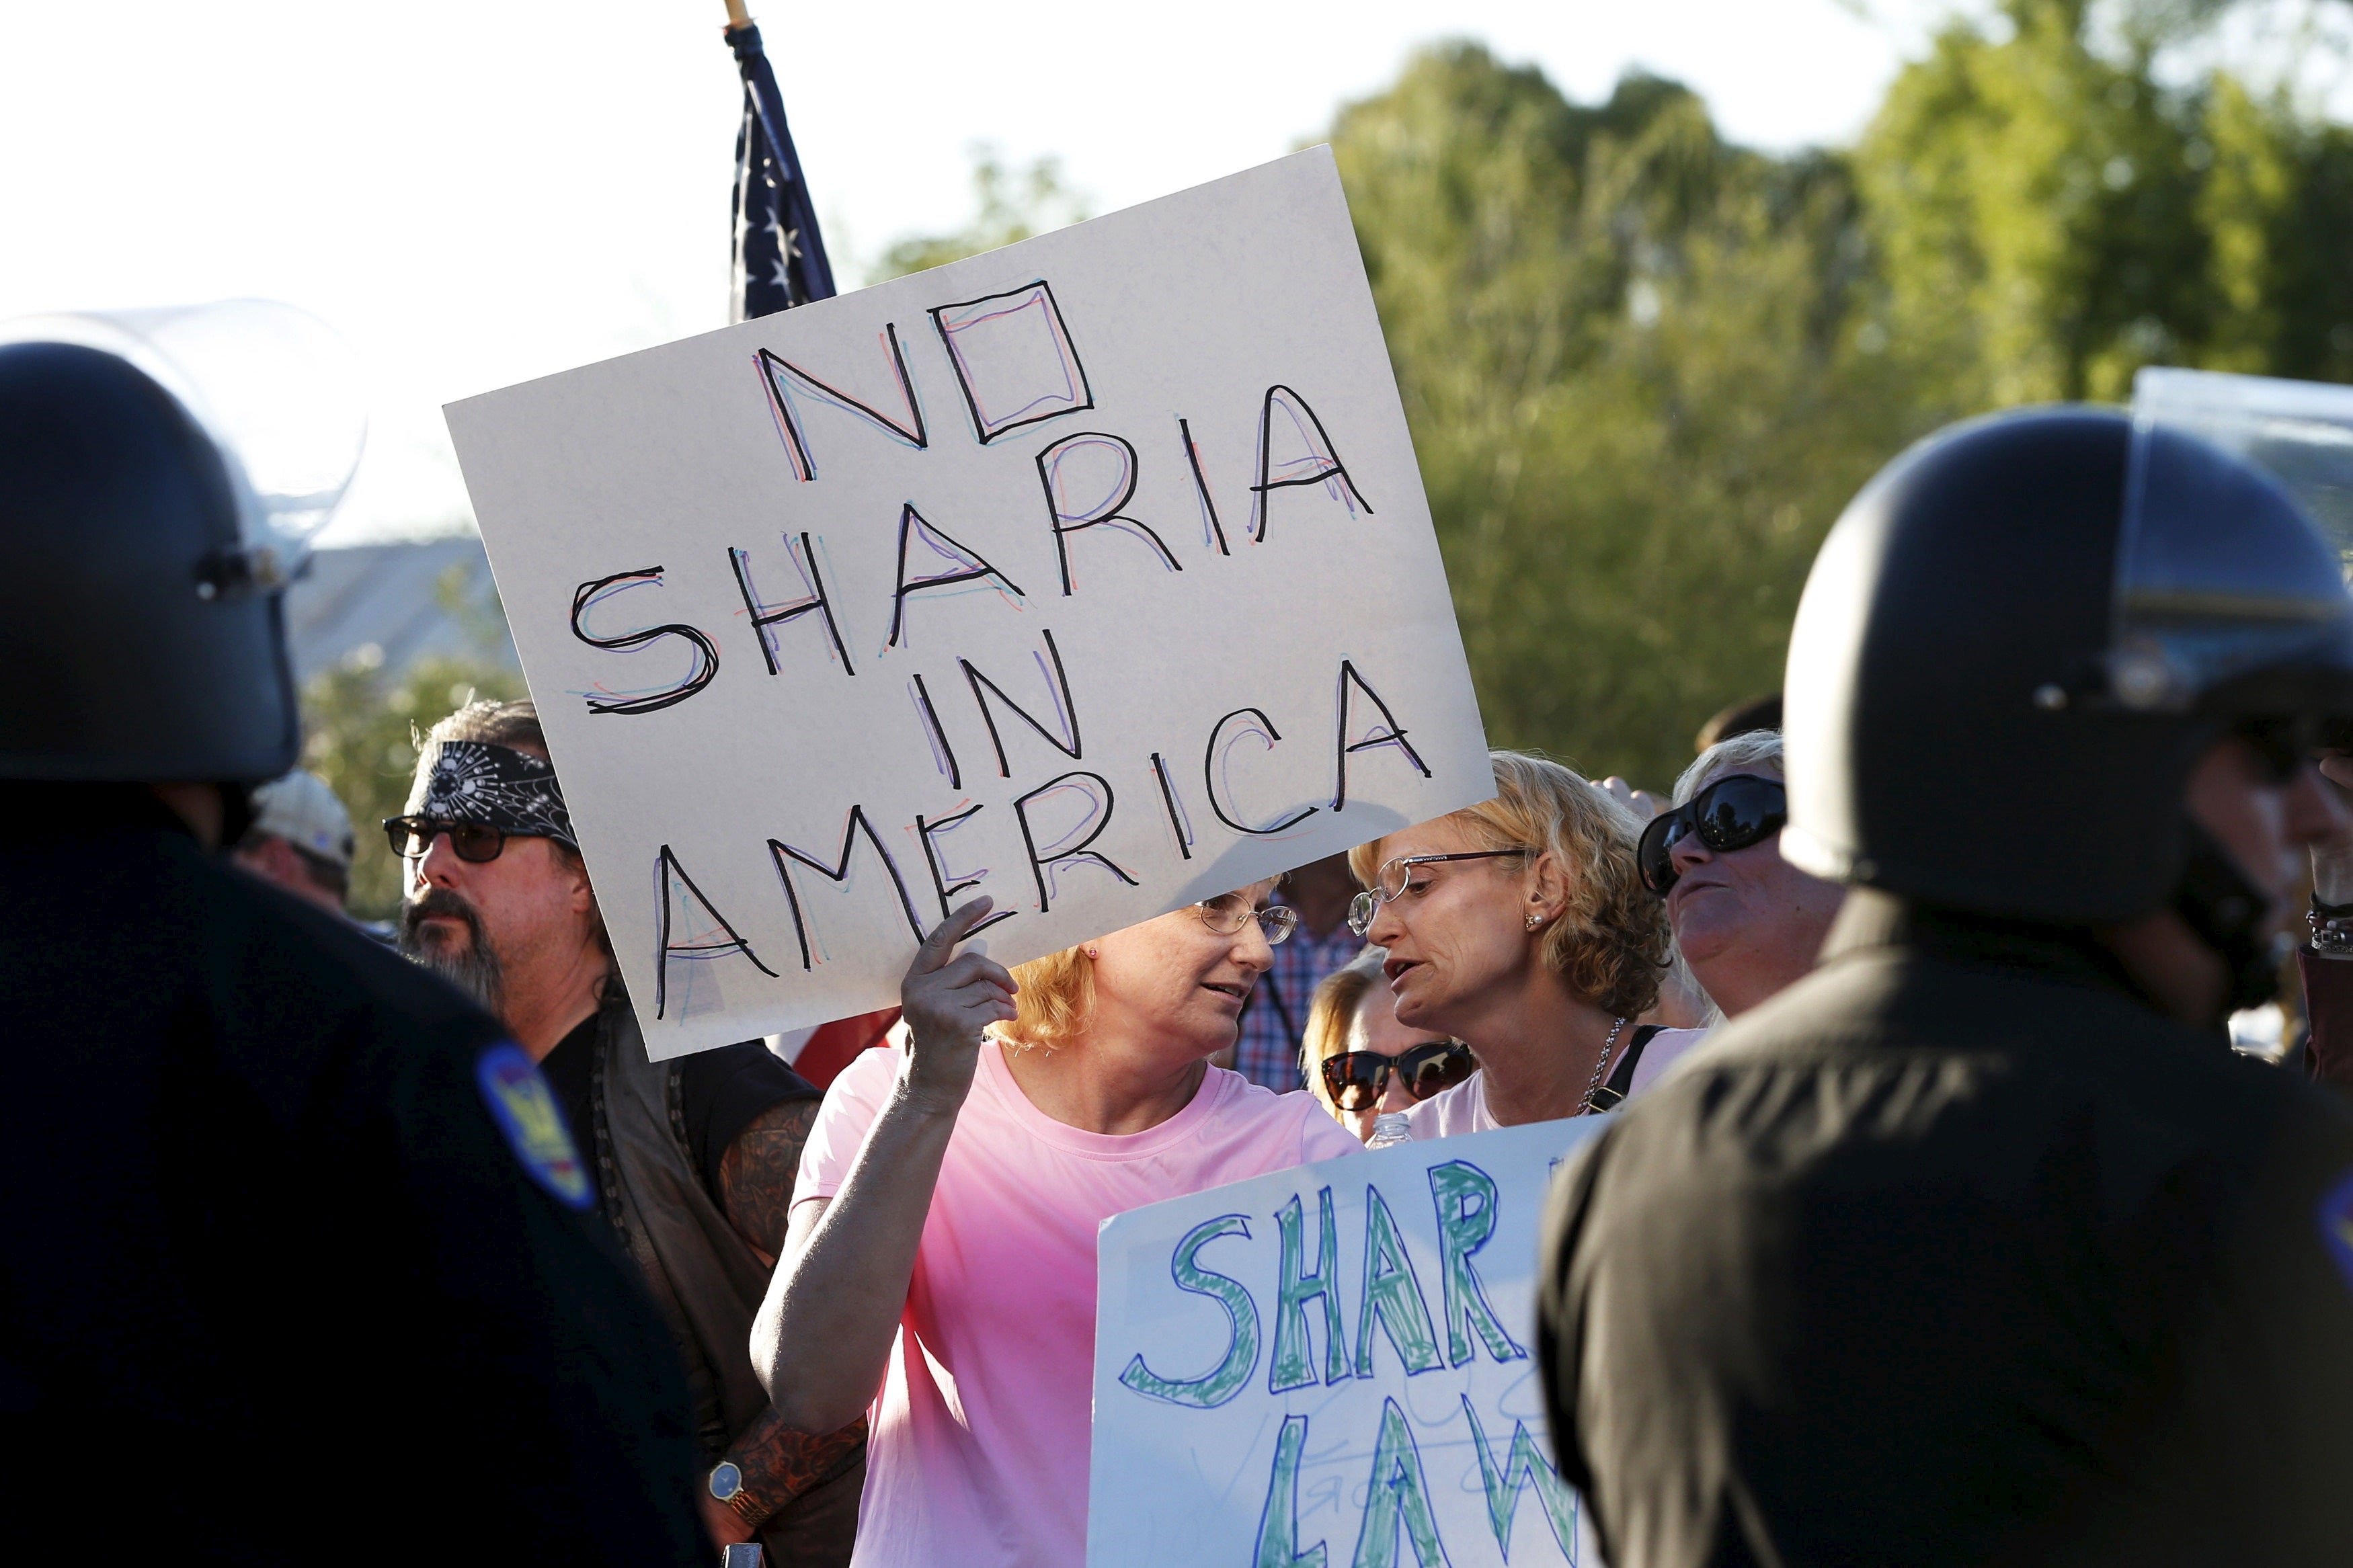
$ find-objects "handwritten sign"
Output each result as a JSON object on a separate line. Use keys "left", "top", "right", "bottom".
{"left": 1089, "top": 1121, "right": 1603, "bottom": 1567}
{"left": 444, "top": 149, "right": 1490, "bottom": 1057}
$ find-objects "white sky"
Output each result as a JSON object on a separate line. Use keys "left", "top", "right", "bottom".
{"left": 1, "top": 1, "right": 1945, "bottom": 544}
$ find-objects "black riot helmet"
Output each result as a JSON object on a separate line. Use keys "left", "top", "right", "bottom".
{"left": 1782, "top": 392, "right": 2353, "bottom": 943}
{"left": 0, "top": 304, "right": 362, "bottom": 784}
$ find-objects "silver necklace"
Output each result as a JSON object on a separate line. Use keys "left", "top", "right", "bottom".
{"left": 1577, "top": 1016, "right": 1629, "bottom": 1116}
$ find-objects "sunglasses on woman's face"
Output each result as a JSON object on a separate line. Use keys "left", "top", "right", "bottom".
{"left": 1320, "top": 1040, "right": 1476, "bottom": 1111}
{"left": 1636, "top": 774, "right": 1788, "bottom": 897}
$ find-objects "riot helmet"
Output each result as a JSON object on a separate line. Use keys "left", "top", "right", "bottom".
{"left": 0, "top": 302, "right": 364, "bottom": 783}
{"left": 1782, "top": 378, "right": 2353, "bottom": 965}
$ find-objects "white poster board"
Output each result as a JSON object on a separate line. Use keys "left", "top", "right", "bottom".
{"left": 1090, "top": 1122, "right": 1604, "bottom": 1568}
{"left": 444, "top": 149, "right": 1490, "bottom": 1057}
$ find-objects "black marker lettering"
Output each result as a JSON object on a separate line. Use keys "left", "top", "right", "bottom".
{"left": 961, "top": 628, "right": 1080, "bottom": 778}
{"left": 571, "top": 567, "right": 719, "bottom": 715}
{"left": 730, "top": 533, "right": 852, "bottom": 677}
{"left": 1332, "top": 659, "right": 1432, "bottom": 810}
{"left": 653, "top": 843, "right": 778, "bottom": 1019}
{"left": 1250, "top": 384, "right": 1373, "bottom": 544}
{"left": 754, "top": 326, "right": 928, "bottom": 483}
{"left": 1034, "top": 431, "right": 1181, "bottom": 594}
{"left": 766, "top": 805, "right": 926, "bottom": 971}
{"left": 1203, "top": 708, "right": 1320, "bottom": 835}
{"left": 1151, "top": 751, "right": 1195, "bottom": 860}
{"left": 1013, "top": 771, "right": 1138, "bottom": 912}
{"left": 1178, "top": 416, "right": 1230, "bottom": 556}
{"left": 916, "top": 802, "right": 1020, "bottom": 932}
{"left": 911, "top": 673, "right": 962, "bottom": 790}
{"left": 929, "top": 279, "right": 1096, "bottom": 446}
{"left": 887, "top": 503, "right": 1027, "bottom": 649}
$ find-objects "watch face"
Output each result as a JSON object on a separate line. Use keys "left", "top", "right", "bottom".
{"left": 709, "top": 1460, "right": 744, "bottom": 1501}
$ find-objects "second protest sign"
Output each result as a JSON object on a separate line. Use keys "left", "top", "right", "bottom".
{"left": 1090, "top": 1120, "right": 1603, "bottom": 1567}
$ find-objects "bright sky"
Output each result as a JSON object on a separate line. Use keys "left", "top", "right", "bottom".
{"left": 0, "top": 0, "right": 1940, "bottom": 544}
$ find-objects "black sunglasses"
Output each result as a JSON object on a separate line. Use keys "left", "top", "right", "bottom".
{"left": 384, "top": 815, "right": 512, "bottom": 864}
{"left": 1320, "top": 1041, "right": 1476, "bottom": 1111}
{"left": 1636, "top": 774, "right": 1788, "bottom": 896}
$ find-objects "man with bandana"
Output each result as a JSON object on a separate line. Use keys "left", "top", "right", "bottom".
{"left": 0, "top": 332, "right": 705, "bottom": 1557}
{"left": 395, "top": 698, "right": 867, "bottom": 1561}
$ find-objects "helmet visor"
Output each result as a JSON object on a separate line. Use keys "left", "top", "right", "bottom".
{"left": 0, "top": 300, "right": 366, "bottom": 590}
{"left": 2114, "top": 367, "right": 2353, "bottom": 715}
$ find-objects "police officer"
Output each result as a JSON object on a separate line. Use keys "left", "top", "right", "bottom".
{"left": 0, "top": 327, "right": 706, "bottom": 1560}
{"left": 1540, "top": 402, "right": 2353, "bottom": 1566}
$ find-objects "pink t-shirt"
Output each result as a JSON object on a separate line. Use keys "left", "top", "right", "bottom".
{"left": 797, "top": 1038, "right": 1363, "bottom": 1568}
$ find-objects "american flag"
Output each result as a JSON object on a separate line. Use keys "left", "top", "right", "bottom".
{"left": 726, "top": 17, "right": 836, "bottom": 320}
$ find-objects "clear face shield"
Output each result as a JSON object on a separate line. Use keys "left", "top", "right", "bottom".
{"left": 0, "top": 300, "right": 366, "bottom": 595}
{"left": 2109, "top": 367, "right": 2353, "bottom": 717}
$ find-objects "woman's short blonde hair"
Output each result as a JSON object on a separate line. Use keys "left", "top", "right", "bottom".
{"left": 1300, "top": 949, "right": 1386, "bottom": 1110}
{"left": 997, "top": 945, "right": 1096, "bottom": 1053}
{"left": 1347, "top": 750, "right": 1670, "bottom": 1018}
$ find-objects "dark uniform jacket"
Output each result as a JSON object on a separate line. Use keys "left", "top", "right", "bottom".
{"left": 1540, "top": 889, "right": 2353, "bottom": 1568}
{"left": 0, "top": 790, "right": 705, "bottom": 1563}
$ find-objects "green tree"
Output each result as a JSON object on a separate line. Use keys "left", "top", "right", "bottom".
{"left": 1328, "top": 44, "right": 1929, "bottom": 786}
{"left": 1859, "top": 0, "right": 2353, "bottom": 403}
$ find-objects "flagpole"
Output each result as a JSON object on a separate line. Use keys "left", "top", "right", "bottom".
{"left": 723, "top": 0, "right": 750, "bottom": 30}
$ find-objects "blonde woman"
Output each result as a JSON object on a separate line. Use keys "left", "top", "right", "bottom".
{"left": 1351, "top": 751, "right": 1696, "bottom": 1134}
{"left": 1302, "top": 950, "right": 1476, "bottom": 1141}
{"left": 752, "top": 889, "right": 1362, "bottom": 1568}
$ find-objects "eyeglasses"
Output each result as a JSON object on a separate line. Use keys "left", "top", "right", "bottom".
{"left": 384, "top": 815, "right": 512, "bottom": 864}
{"left": 1636, "top": 774, "right": 1788, "bottom": 896}
{"left": 1346, "top": 850, "right": 1531, "bottom": 937}
{"left": 1195, "top": 895, "right": 1299, "bottom": 944}
{"left": 1321, "top": 1041, "right": 1476, "bottom": 1110}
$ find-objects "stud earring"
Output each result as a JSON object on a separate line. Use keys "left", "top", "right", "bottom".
{"left": 1084, "top": 946, "right": 1100, "bottom": 960}
{"left": 1526, "top": 914, "right": 1544, "bottom": 931}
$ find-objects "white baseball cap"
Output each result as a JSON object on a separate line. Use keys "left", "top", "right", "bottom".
{"left": 249, "top": 770, "right": 356, "bottom": 869}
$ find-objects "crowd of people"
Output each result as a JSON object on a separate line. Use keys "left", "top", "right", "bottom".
{"left": 10, "top": 322, "right": 2353, "bottom": 1567}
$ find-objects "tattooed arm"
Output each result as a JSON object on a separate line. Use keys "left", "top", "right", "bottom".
{"left": 708, "top": 1096, "right": 865, "bottom": 1542}
{"left": 718, "top": 1095, "right": 822, "bottom": 1267}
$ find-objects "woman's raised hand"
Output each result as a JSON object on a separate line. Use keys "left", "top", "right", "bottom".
{"left": 898, "top": 897, "right": 1021, "bottom": 1112}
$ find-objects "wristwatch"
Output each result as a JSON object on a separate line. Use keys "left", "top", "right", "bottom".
{"left": 2309, "top": 895, "right": 2353, "bottom": 958}
{"left": 708, "top": 1459, "right": 772, "bottom": 1530}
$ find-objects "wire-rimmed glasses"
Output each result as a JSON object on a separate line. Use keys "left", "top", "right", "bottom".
{"left": 1195, "top": 894, "right": 1300, "bottom": 944}
{"left": 1347, "top": 849, "right": 1533, "bottom": 937}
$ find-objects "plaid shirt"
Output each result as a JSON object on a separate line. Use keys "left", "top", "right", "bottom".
{"left": 1232, "top": 907, "right": 1365, "bottom": 1091}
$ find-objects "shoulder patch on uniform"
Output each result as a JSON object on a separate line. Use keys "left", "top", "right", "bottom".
{"left": 2319, "top": 1167, "right": 2353, "bottom": 1296}
{"left": 476, "top": 1042, "right": 594, "bottom": 1210}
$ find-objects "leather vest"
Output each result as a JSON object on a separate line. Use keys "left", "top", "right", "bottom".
{"left": 587, "top": 999, "right": 866, "bottom": 1563}
{"left": 588, "top": 997, "right": 772, "bottom": 1458}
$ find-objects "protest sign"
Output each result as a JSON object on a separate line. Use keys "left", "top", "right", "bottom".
{"left": 1090, "top": 1121, "right": 1604, "bottom": 1568}
{"left": 444, "top": 148, "right": 1491, "bottom": 1057}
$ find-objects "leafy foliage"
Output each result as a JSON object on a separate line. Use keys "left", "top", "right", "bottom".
{"left": 1329, "top": 45, "right": 1927, "bottom": 784}
{"left": 1328, "top": 15, "right": 2353, "bottom": 786}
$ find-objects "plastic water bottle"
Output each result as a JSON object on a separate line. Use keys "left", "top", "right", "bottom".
{"left": 1367, "top": 1112, "right": 1412, "bottom": 1149}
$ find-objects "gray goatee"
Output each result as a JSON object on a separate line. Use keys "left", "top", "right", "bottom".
{"left": 399, "top": 886, "right": 506, "bottom": 1015}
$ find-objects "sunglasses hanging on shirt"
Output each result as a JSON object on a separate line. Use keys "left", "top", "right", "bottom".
{"left": 1636, "top": 774, "right": 1788, "bottom": 897}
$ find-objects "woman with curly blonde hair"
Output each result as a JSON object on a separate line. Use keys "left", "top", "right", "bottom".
{"left": 1349, "top": 751, "right": 1693, "bottom": 1134}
